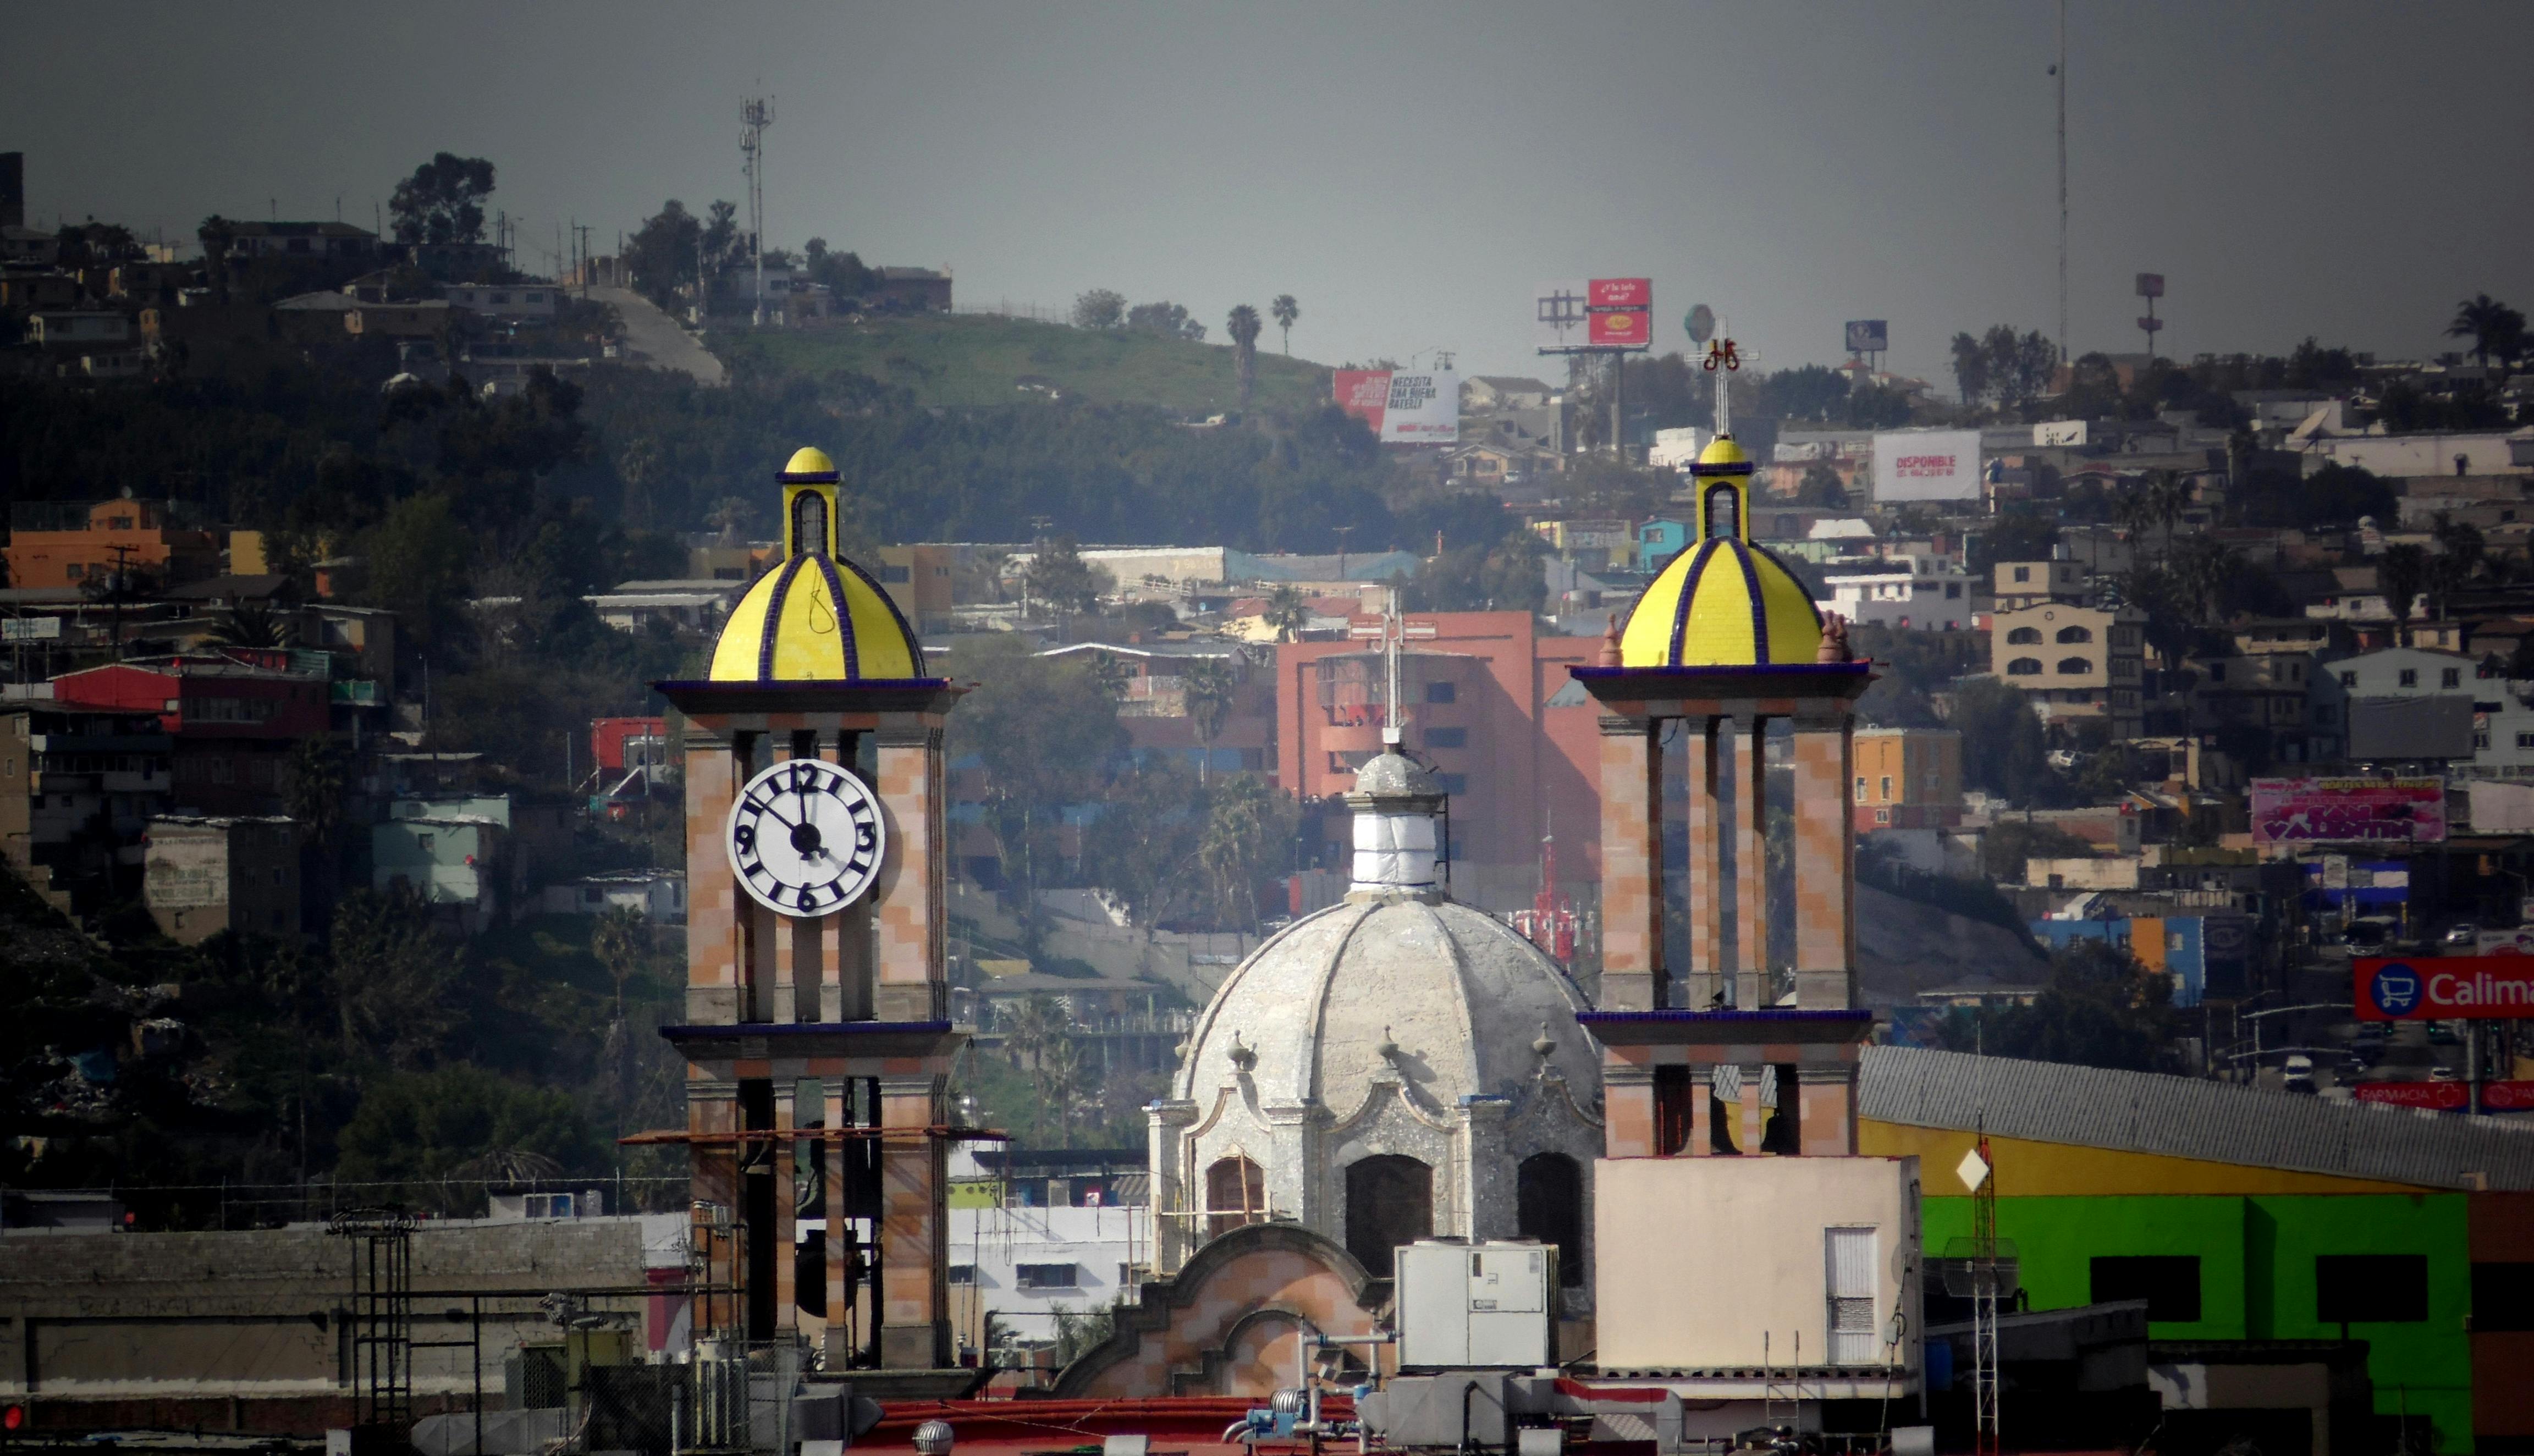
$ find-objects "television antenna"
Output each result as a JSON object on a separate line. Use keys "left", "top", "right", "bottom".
{"left": 740, "top": 95, "right": 775, "bottom": 326}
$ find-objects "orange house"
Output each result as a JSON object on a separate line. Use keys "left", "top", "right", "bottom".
{"left": 5, "top": 499, "right": 221, "bottom": 592}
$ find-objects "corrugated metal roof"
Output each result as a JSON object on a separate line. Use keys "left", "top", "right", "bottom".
{"left": 1859, "top": 1044, "right": 2534, "bottom": 1192}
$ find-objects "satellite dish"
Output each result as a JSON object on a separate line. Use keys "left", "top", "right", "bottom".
{"left": 1686, "top": 305, "right": 1716, "bottom": 344}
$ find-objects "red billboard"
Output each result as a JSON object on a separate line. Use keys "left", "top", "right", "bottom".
{"left": 2355, "top": 956, "right": 2534, "bottom": 1021}
{"left": 1588, "top": 308, "right": 1651, "bottom": 348}
{"left": 1535, "top": 277, "right": 1654, "bottom": 354}
{"left": 2352, "top": 1081, "right": 2534, "bottom": 1111}
{"left": 2251, "top": 777, "right": 2445, "bottom": 845}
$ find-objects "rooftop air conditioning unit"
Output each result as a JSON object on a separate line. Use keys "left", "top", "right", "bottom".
{"left": 1396, "top": 1239, "right": 1555, "bottom": 1370}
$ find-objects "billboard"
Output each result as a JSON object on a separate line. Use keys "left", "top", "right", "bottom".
{"left": 1870, "top": 429, "right": 1982, "bottom": 501}
{"left": 1332, "top": 368, "right": 1459, "bottom": 444}
{"left": 1535, "top": 278, "right": 1652, "bottom": 355}
{"left": 2252, "top": 777, "right": 2446, "bottom": 845}
{"left": 2355, "top": 956, "right": 2534, "bottom": 1021}
{"left": 1844, "top": 319, "right": 1888, "bottom": 354}
{"left": 2348, "top": 697, "right": 2474, "bottom": 763}
{"left": 2352, "top": 1081, "right": 2534, "bottom": 1111}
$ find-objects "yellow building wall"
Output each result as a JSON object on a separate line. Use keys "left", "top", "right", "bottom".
{"left": 1858, "top": 1119, "right": 2436, "bottom": 1197}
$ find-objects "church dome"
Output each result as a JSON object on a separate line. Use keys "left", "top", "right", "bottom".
{"left": 704, "top": 446, "right": 928, "bottom": 682}
{"left": 1620, "top": 435, "right": 1824, "bottom": 668}
{"left": 1175, "top": 894, "right": 1598, "bottom": 1117}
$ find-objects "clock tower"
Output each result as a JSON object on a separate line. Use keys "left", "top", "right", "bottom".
{"left": 653, "top": 446, "right": 966, "bottom": 1371}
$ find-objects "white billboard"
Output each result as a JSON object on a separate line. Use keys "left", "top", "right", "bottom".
{"left": 2033, "top": 419, "right": 2088, "bottom": 448}
{"left": 1871, "top": 429, "right": 1982, "bottom": 502}
{"left": 1334, "top": 368, "right": 1459, "bottom": 443}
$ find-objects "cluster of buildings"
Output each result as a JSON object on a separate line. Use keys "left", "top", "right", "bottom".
{"left": 14, "top": 444, "right": 2534, "bottom": 1456}
{"left": 0, "top": 496, "right": 679, "bottom": 939}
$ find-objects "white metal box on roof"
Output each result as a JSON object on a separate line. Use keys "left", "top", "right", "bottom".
{"left": 1396, "top": 1240, "right": 1555, "bottom": 1370}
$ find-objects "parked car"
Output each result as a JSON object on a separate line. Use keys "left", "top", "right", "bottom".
{"left": 2428, "top": 1022, "right": 2461, "bottom": 1046}
{"left": 2444, "top": 923, "right": 2482, "bottom": 947}
{"left": 2341, "top": 918, "right": 2399, "bottom": 950}
{"left": 2282, "top": 1054, "right": 2317, "bottom": 1093}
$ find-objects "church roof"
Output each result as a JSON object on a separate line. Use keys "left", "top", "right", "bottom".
{"left": 1175, "top": 895, "right": 1598, "bottom": 1116}
{"left": 1619, "top": 435, "right": 1824, "bottom": 669}
{"left": 703, "top": 446, "right": 928, "bottom": 683}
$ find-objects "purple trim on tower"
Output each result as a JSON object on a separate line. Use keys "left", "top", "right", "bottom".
{"left": 1726, "top": 540, "right": 1769, "bottom": 663}
{"left": 756, "top": 555, "right": 805, "bottom": 680}
{"left": 831, "top": 550, "right": 930, "bottom": 677}
{"left": 811, "top": 553, "right": 860, "bottom": 680}
{"left": 1668, "top": 539, "right": 1723, "bottom": 666}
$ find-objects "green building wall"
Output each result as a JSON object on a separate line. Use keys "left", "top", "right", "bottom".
{"left": 1926, "top": 1193, "right": 2473, "bottom": 1452}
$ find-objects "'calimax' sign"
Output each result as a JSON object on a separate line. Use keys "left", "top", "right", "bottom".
{"left": 2355, "top": 957, "right": 2534, "bottom": 1021}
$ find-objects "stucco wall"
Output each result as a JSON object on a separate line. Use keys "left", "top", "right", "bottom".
{"left": 1593, "top": 1156, "right": 1919, "bottom": 1372}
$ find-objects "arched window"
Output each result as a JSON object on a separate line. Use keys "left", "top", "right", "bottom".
{"left": 2007, "top": 627, "right": 2043, "bottom": 644}
{"left": 792, "top": 490, "right": 829, "bottom": 557}
{"left": 1704, "top": 484, "right": 1740, "bottom": 541}
{"left": 2057, "top": 657, "right": 2092, "bottom": 675}
{"left": 2055, "top": 624, "right": 2094, "bottom": 644}
{"left": 1343, "top": 1155, "right": 1433, "bottom": 1277}
{"left": 2006, "top": 657, "right": 2043, "bottom": 676}
{"left": 1205, "top": 1155, "right": 1265, "bottom": 1240}
{"left": 1517, "top": 1152, "right": 1585, "bottom": 1287}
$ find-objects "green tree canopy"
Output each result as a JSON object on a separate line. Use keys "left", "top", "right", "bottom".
{"left": 388, "top": 153, "right": 497, "bottom": 245}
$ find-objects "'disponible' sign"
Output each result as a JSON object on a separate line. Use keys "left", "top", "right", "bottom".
{"left": 1871, "top": 429, "right": 1982, "bottom": 502}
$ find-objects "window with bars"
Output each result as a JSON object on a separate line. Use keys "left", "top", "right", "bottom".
{"left": 1825, "top": 1227, "right": 1879, "bottom": 1365}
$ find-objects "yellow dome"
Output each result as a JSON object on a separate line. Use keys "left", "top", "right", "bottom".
{"left": 1617, "top": 432, "right": 1822, "bottom": 668}
{"left": 781, "top": 446, "right": 840, "bottom": 483}
{"left": 1694, "top": 435, "right": 1751, "bottom": 470}
{"left": 708, "top": 551, "right": 926, "bottom": 681}
{"left": 703, "top": 444, "right": 926, "bottom": 682}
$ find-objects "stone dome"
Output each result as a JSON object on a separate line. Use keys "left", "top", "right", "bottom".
{"left": 1174, "top": 894, "right": 1598, "bottom": 1120}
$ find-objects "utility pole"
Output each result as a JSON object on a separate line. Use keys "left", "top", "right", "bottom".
{"left": 741, "top": 95, "right": 775, "bottom": 327}
{"left": 575, "top": 224, "right": 593, "bottom": 298}
{"left": 2056, "top": 0, "right": 2069, "bottom": 369}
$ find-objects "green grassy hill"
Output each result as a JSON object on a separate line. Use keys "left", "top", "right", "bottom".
{"left": 710, "top": 312, "right": 1337, "bottom": 415}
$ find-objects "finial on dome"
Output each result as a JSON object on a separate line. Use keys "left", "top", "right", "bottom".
{"left": 1376, "top": 1026, "right": 1400, "bottom": 1062}
{"left": 1597, "top": 614, "right": 1622, "bottom": 668}
{"left": 1227, "top": 1033, "right": 1257, "bottom": 1073}
{"left": 1532, "top": 1021, "right": 1557, "bottom": 1059}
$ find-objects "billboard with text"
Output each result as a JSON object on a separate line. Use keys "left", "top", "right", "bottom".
{"left": 2356, "top": 956, "right": 2534, "bottom": 1021}
{"left": 1333, "top": 368, "right": 1460, "bottom": 443}
{"left": 1536, "top": 278, "right": 1652, "bottom": 354}
{"left": 2252, "top": 777, "right": 2446, "bottom": 845}
{"left": 1870, "top": 429, "right": 1982, "bottom": 501}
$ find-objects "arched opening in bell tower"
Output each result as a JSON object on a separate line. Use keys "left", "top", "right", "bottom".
{"left": 792, "top": 489, "right": 829, "bottom": 556}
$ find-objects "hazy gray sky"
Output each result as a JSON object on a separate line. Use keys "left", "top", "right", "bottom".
{"left": 10, "top": 2, "right": 2531, "bottom": 387}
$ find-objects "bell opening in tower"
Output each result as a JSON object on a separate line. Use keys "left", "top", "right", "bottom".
{"left": 1704, "top": 483, "right": 1740, "bottom": 542}
{"left": 792, "top": 490, "right": 829, "bottom": 557}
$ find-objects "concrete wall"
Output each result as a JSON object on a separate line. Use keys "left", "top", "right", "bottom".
{"left": 0, "top": 1217, "right": 657, "bottom": 1405}
{"left": 1593, "top": 1156, "right": 1919, "bottom": 1373}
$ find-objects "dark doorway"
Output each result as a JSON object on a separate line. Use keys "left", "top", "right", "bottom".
{"left": 1517, "top": 1152, "right": 1584, "bottom": 1287}
{"left": 1344, "top": 1155, "right": 1433, "bottom": 1277}
{"left": 1206, "top": 1155, "right": 1266, "bottom": 1240}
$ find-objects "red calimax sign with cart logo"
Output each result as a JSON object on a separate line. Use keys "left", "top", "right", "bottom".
{"left": 2355, "top": 956, "right": 2534, "bottom": 1021}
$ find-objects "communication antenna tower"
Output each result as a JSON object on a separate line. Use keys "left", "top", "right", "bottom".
{"left": 2056, "top": 0, "right": 2069, "bottom": 367}
{"left": 741, "top": 96, "right": 775, "bottom": 326}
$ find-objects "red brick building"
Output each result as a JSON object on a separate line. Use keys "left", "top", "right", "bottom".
{"left": 1275, "top": 612, "right": 1602, "bottom": 912}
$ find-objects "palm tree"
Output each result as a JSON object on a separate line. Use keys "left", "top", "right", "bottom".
{"left": 1261, "top": 584, "right": 1310, "bottom": 643}
{"left": 2447, "top": 294, "right": 2527, "bottom": 371}
{"left": 1227, "top": 305, "right": 1263, "bottom": 410}
{"left": 2377, "top": 543, "right": 2430, "bottom": 648}
{"left": 2167, "top": 536, "right": 2240, "bottom": 627}
{"left": 1181, "top": 658, "right": 1236, "bottom": 784}
{"left": 210, "top": 599, "right": 295, "bottom": 649}
{"left": 591, "top": 907, "right": 648, "bottom": 1141}
{"left": 1270, "top": 295, "right": 1299, "bottom": 355}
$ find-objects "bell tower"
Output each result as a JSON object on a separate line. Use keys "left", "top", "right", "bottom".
{"left": 650, "top": 446, "right": 967, "bottom": 1372}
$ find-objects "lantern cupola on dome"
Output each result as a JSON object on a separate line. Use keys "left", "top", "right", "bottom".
{"left": 1616, "top": 435, "right": 1823, "bottom": 668}
{"left": 706, "top": 446, "right": 927, "bottom": 682}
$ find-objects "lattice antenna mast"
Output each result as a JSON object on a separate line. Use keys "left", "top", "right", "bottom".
{"left": 741, "top": 95, "right": 775, "bottom": 326}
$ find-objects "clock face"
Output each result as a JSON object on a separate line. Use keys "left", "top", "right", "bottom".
{"left": 726, "top": 757, "right": 886, "bottom": 918}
